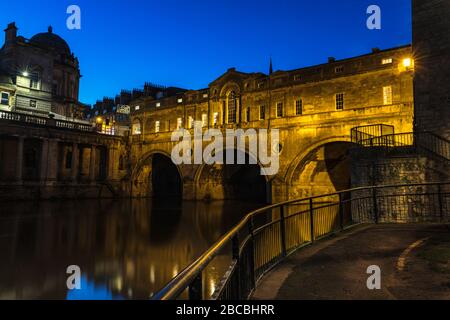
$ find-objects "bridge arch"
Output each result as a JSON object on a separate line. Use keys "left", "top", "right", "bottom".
{"left": 285, "top": 136, "right": 355, "bottom": 199}
{"left": 194, "top": 147, "right": 271, "bottom": 203}
{"left": 132, "top": 150, "right": 183, "bottom": 198}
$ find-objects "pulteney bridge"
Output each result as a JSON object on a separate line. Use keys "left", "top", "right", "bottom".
{"left": 129, "top": 45, "right": 414, "bottom": 203}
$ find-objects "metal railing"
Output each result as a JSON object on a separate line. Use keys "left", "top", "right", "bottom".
{"left": 351, "top": 124, "right": 394, "bottom": 144}
{"left": 0, "top": 110, "right": 95, "bottom": 133}
{"left": 357, "top": 131, "right": 450, "bottom": 161}
{"left": 152, "top": 182, "right": 450, "bottom": 300}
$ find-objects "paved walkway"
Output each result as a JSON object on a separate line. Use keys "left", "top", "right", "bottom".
{"left": 253, "top": 224, "right": 450, "bottom": 300}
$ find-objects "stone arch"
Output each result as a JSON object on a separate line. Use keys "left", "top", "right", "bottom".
{"left": 286, "top": 136, "right": 355, "bottom": 199}
{"left": 194, "top": 147, "right": 271, "bottom": 202}
{"left": 132, "top": 150, "right": 183, "bottom": 198}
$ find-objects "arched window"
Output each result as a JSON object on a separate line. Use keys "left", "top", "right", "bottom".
{"left": 227, "top": 91, "right": 237, "bottom": 124}
{"left": 132, "top": 119, "right": 142, "bottom": 135}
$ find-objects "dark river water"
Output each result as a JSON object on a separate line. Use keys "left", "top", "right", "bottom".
{"left": 0, "top": 199, "right": 262, "bottom": 300}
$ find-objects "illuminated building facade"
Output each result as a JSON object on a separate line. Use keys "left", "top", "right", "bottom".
{"left": 0, "top": 22, "right": 83, "bottom": 120}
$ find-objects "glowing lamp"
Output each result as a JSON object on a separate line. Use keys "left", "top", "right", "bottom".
{"left": 403, "top": 58, "right": 412, "bottom": 68}
{"left": 22, "top": 71, "right": 29, "bottom": 77}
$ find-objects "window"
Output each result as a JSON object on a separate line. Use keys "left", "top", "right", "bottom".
{"left": 227, "top": 91, "right": 237, "bottom": 124}
{"left": 213, "top": 112, "right": 219, "bottom": 126}
{"left": 30, "top": 72, "right": 40, "bottom": 89}
{"left": 335, "top": 93, "right": 344, "bottom": 110}
{"left": 295, "top": 99, "right": 303, "bottom": 115}
{"left": 203, "top": 93, "right": 208, "bottom": 98}
{"left": 382, "top": 58, "right": 393, "bottom": 65}
{"left": 156, "top": 102, "right": 161, "bottom": 107}
{"left": 246, "top": 107, "right": 251, "bottom": 122}
{"left": 135, "top": 105, "right": 140, "bottom": 111}
{"left": 294, "top": 74, "right": 302, "bottom": 81}
{"left": 188, "top": 116, "right": 194, "bottom": 129}
{"left": 201, "top": 113, "right": 208, "bottom": 127}
{"left": 177, "top": 98, "right": 183, "bottom": 103}
{"left": 259, "top": 105, "right": 266, "bottom": 120}
{"left": 30, "top": 100, "right": 37, "bottom": 108}
{"left": 155, "top": 121, "right": 160, "bottom": 133}
{"left": 276, "top": 102, "right": 283, "bottom": 118}
{"left": 383, "top": 86, "right": 393, "bottom": 105}
{"left": 1, "top": 92, "right": 9, "bottom": 105}
{"left": 258, "top": 82, "right": 265, "bottom": 89}
{"left": 177, "top": 117, "right": 183, "bottom": 129}
{"left": 335, "top": 66, "right": 344, "bottom": 74}
{"left": 132, "top": 120, "right": 141, "bottom": 135}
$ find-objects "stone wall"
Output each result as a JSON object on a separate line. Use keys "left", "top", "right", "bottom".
{"left": 413, "top": 0, "right": 450, "bottom": 139}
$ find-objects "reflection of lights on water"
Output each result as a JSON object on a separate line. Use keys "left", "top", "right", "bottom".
{"left": 114, "top": 276, "right": 123, "bottom": 291}
{"left": 127, "top": 288, "right": 133, "bottom": 298}
{"left": 172, "top": 265, "right": 179, "bottom": 278}
{"left": 209, "top": 279, "right": 217, "bottom": 296}
{"left": 150, "top": 265, "right": 155, "bottom": 284}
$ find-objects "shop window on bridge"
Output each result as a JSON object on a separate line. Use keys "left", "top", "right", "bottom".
{"left": 383, "top": 86, "right": 393, "bottom": 105}
{"left": 276, "top": 102, "right": 284, "bottom": 118}
{"left": 295, "top": 99, "right": 303, "bottom": 115}
{"left": 335, "top": 93, "right": 344, "bottom": 110}
{"left": 259, "top": 105, "right": 266, "bottom": 120}
{"left": 132, "top": 120, "right": 142, "bottom": 135}
{"left": 227, "top": 91, "right": 237, "bottom": 124}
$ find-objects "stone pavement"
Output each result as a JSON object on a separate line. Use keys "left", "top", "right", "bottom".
{"left": 253, "top": 224, "right": 450, "bottom": 300}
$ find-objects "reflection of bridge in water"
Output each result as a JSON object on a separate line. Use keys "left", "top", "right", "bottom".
{"left": 0, "top": 198, "right": 262, "bottom": 299}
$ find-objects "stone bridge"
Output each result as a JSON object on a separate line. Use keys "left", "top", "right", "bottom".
{"left": 129, "top": 45, "right": 414, "bottom": 203}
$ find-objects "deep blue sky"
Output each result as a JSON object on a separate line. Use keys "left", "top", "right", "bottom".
{"left": 0, "top": 0, "right": 412, "bottom": 105}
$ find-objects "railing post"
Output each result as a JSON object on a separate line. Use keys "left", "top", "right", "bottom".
{"left": 188, "top": 272, "right": 203, "bottom": 300}
{"left": 309, "top": 198, "right": 315, "bottom": 242}
{"left": 437, "top": 184, "right": 444, "bottom": 222}
{"left": 231, "top": 235, "right": 241, "bottom": 299}
{"left": 372, "top": 188, "right": 379, "bottom": 224}
{"left": 248, "top": 219, "right": 256, "bottom": 290}
{"left": 338, "top": 192, "right": 344, "bottom": 230}
{"left": 279, "top": 205, "right": 287, "bottom": 257}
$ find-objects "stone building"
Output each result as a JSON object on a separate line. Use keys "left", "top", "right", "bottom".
{"left": 413, "top": 0, "right": 450, "bottom": 139}
{"left": 129, "top": 45, "right": 416, "bottom": 202}
{"left": 0, "top": 22, "right": 82, "bottom": 120}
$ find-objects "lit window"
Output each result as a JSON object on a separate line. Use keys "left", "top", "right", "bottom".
{"left": 383, "top": 86, "right": 393, "bottom": 105}
{"left": 135, "top": 105, "right": 140, "bottom": 111}
{"left": 132, "top": 120, "right": 141, "bottom": 135}
{"left": 335, "top": 93, "right": 344, "bottom": 110}
{"left": 227, "top": 91, "right": 237, "bottom": 124}
{"left": 213, "top": 112, "right": 219, "bottom": 126}
{"left": 30, "top": 72, "right": 40, "bottom": 90}
{"left": 1, "top": 92, "right": 9, "bottom": 105}
{"left": 177, "top": 117, "right": 183, "bottom": 129}
{"left": 155, "top": 121, "right": 160, "bottom": 133}
{"left": 295, "top": 99, "right": 303, "bottom": 115}
{"left": 382, "top": 58, "right": 393, "bottom": 65}
{"left": 276, "top": 102, "right": 283, "bottom": 118}
{"left": 156, "top": 102, "right": 161, "bottom": 107}
{"left": 188, "top": 116, "right": 194, "bottom": 129}
{"left": 201, "top": 113, "right": 208, "bottom": 127}
{"left": 30, "top": 100, "right": 37, "bottom": 108}
{"left": 259, "top": 105, "right": 266, "bottom": 120}
{"left": 177, "top": 98, "right": 183, "bottom": 103}
{"left": 203, "top": 93, "right": 208, "bottom": 98}
{"left": 294, "top": 74, "right": 302, "bottom": 81}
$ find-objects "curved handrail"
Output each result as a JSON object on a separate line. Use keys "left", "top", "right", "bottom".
{"left": 152, "top": 181, "right": 450, "bottom": 300}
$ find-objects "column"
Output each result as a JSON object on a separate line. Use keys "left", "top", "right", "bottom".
{"left": 89, "top": 145, "right": 96, "bottom": 182}
{"left": 107, "top": 146, "right": 116, "bottom": 181}
{"left": 40, "top": 139, "right": 49, "bottom": 182}
{"left": 15, "top": 137, "right": 24, "bottom": 182}
{"left": 71, "top": 143, "right": 79, "bottom": 182}
{"left": 46, "top": 140, "right": 59, "bottom": 183}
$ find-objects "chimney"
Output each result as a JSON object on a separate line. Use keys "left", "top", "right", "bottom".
{"left": 372, "top": 47, "right": 380, "bottom": 53}
{"left": 328, "top": 57, "right": 336, "bottom": 63}
{"left": 4, "top": 22, "right": 17, "bottom": 44}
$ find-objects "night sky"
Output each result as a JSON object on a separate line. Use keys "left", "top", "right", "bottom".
{"left": 0, "top": 0, "right": 412, "bottom": 105}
